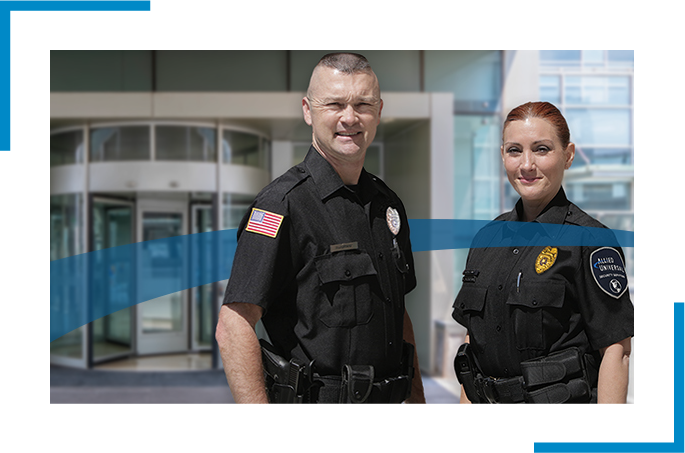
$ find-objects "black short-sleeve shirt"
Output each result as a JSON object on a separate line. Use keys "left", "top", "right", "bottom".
{"left": 452, "top": 188, "right": 634, "bottom": 379}
{"left": 223, "top": 147, "right": 416, "bottom": 379}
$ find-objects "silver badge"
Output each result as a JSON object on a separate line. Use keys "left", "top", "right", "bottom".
{"left": 386, "top": 207, "right": 401, "bottom": 236}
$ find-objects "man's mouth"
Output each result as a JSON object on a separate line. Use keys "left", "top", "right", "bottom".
{"left": 335, "top": 132, "right": 361, "bottom": 137}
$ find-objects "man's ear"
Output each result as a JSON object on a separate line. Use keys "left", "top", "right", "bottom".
{"left": 302, "top": 97, "right": 313, "bottom": 126}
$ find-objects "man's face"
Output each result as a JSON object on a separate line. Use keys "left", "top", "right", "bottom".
{"left": 302, "top": 67, "right": 383, "bottom": 165}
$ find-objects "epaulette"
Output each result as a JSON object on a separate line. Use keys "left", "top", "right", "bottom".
{"left": 256, "top": 162, "right": 310, "bottom": 204}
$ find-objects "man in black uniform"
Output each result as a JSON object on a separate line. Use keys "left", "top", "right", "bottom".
{"left": 215, "top": 53, "right": 425, "bottom": 403}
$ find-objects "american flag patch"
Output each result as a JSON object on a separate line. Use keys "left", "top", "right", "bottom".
{"left": 245, "top": 208, "right": 284, "bottom": 238}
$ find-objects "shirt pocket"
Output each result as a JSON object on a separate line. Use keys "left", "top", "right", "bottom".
{"left": 453, "top": 285, "right": 488, "bottom": 353}
{"left": 505, "top": 281, "right": 565, "bottom": 352}
{"left": 315, "top": 251, "right": 378, "bottom": 328}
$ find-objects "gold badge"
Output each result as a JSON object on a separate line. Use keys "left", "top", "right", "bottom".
{"left": 535, "top": 246, "right": 558, "bottom": 274}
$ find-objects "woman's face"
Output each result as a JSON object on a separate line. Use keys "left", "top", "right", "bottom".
{"left": 501, "top": 117, "right": 575, "bottom": 208}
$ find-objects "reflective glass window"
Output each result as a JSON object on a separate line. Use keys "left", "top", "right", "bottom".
{"left": 540, "top": 75, "right": 561, "bottom": 104}
{"left": 582, "top": 50, "right": 604, "bottom": 66}
{"left": 51, "top": 130, "right": 84, "bottom": 166}
{"left": 156, "top": 125, "right": 216, "bottom": 161}
{"left": 565, "top": 108, "right": 631, "bottom": 146}
{"left": 539, "top": 50, "right": 581, "bottom": 67}
{"left": 566, "top": 181, "right": 632, "bottom": 211}
{"left": 90, "top": 126, "right": 150, "bottom": 161}
{"left": 574, "top": 147, "right": 632, "bottom": 165}
{"left": 50, "top": 194, "right": 85, "bottom": 359}
{"left": 453, "top": 116, "right": 500, "bottom": 219}
{"left": 565, "top": 76, "right": 630, "bottom": 105}
{"left": 425, "top": 51, "right": 501, "bottom": 112}
{"left": 607, "top": 50, "right": 634, "bottom": 67}
{"left": 222, "top": 130, "right": 269, "bottom": 170}
{"left": 222, "top": 193, "right": 255, "bottom": 229}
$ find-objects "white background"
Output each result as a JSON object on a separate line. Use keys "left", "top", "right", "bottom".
{"left": 2, "top": 1, "right": 681, "bottom": 452}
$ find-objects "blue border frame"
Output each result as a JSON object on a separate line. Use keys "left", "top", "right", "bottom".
{"left": 1, "top": 1, "right": 150, "bottom": 151}
{"left": 535, "top": 303, "right": 684, "bottom": 452}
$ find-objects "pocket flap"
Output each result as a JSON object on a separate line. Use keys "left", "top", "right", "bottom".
{"left": 315, "top": 252, "right": 377, "bottom": 284}
{"left": 506, "top": 281, "right": 565, "bottom": 309}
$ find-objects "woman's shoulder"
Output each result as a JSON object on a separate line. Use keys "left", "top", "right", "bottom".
{"left": 565, "top": 202, "right": 608, "bottom": 229}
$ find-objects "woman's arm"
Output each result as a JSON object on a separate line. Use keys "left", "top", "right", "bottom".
{"left": 597, "top": 337, "right": 632, "bottom": 403}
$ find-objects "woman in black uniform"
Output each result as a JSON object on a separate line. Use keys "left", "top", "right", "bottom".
{"left": 452, "top": 101, "right": 633, "bottom": 404}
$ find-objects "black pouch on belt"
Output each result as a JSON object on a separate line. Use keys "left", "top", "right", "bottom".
{"left": 520, "top": 347, "right": 592, "bottom": 403}
{"left": 340, "top": 365, "right": 375, "bottom": 403}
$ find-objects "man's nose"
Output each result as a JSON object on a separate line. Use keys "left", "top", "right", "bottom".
{"left": 340, "top": 105, "right": 357, "bottom": 124}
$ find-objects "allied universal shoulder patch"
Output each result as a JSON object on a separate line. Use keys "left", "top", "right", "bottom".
{"left": 245, "top": 208, "right": 284, "bottom": 238}
{"left": 590, "top": 247, "right": 628, "bottom": 299}
{"left": 535, "top": 246, "right": 557, "bottom": 274}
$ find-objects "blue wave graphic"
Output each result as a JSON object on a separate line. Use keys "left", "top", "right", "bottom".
{"left": 50, "top": 219, "right": 633, "bottom": 342}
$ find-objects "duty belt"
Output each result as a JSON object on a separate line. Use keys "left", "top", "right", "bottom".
{"left": 454, "top": 345, "right": 594, "bottom": 404}
{"left": 261, "top": 340, "right": 414, "bottom": 404}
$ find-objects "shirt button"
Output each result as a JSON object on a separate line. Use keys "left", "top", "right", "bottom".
{"left": 532, "top": 300, "right": 538, "bottom": 306}
{"left": 345, "top": 270, "right": 351, "bottom": 278}
{"left": 386, "top": 297, "right": 392, "bottom": 304}
{"left": 378, "top": 252, "right": 384, "bottom": 259}
{"left": 513, "top": 248, "right": 519, "bottom": 255}
{"left": 496, "top": 325, "right": 502, "bottom": 332}
{"left": 298, "top": 167, "right": 305, "bottom": 173}
{"left": 460, "top": 303, "right": 465, "bottom": 309}
{"left": 498, "top": 284, "right": 503, "bottom": 290}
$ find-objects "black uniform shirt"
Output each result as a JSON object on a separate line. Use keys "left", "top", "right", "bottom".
{"left": 452, "top": 188, "right": 634, "bottom": 378}
{"left": 223, "top": 146, "right": 416, "bottom": 379}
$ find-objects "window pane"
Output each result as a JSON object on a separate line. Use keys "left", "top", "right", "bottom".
{"left": 565, "top": 76, "right": 630, "bottom": 105}
{"left": 540, "top": 50, "right": 581, "bottom": 67}
{"left": 574, "top": 147, "right": 632, "bottom": 165}
{"left": 539, "top": 75, "right": 561, "bottom": 104}
{"left": 50, "top": 194, "right": 85, "bottom": 359}
{"left": 223, "top": 193, "right": 255, "bottom": 230}
{"left": 607, "top": 50, "right": 634, "bottom": 67}
{"left": 51, "top": 130, "right": 84, "bottom": 166}
{"left": 425, "top": 50, "right": 501, "bottom": 112}
{"left": 90, "top": 126, "right": 150, "bottom": 161}
{"left": 566, "top": 181, "right": 631, "bottom": 211}
{"left": 565, "top": 108, "right": 631, "bottom": 145}
{"left": 222, "top": 130, "right": 269, "bottom": 170}
{"left": 156, "top": 125, "right": 216, "bottom": 161}
{"left": 582, "top": 50, "right": 604, "bottom": 66}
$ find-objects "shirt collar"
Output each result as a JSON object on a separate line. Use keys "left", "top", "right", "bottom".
{"left": 303, "top": 145, "right": 378, "bottom": 202}
{"left": 502, "top": 187, "right": 571, "bottom": 239}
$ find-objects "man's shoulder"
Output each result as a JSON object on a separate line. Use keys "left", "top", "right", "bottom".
{"left": 253, "top": 162, "right": 311, "bottom": 208}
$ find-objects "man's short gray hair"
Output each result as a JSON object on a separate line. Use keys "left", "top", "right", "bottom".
{"left": 315, "top": 52, "right": 373, "bottom": 74}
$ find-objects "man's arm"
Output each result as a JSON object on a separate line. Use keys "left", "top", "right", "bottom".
{"left": 597, "top": 337, "right": 631, "bottom": 404}
{"left": 402, "top": 308, "right": 426, "bottom": 403}
{"left": 215, "top": 303, "right": 268, "bottom": 404}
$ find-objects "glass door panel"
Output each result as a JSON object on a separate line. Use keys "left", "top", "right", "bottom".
{"left": 191, "top": 205, "right": 214, "bottom": 350}
{"left": 136, "top": 204, "right": 188, "bottom": 355}
{"left": 91, "top": 199, "right": 135, "bottom": 362}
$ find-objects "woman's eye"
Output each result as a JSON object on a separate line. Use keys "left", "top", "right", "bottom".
{"left": 506, "top": 147, "right": 520, "bottom": 153}
{"left": 536, "top": 146, "right": 550, "bottom": 153}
